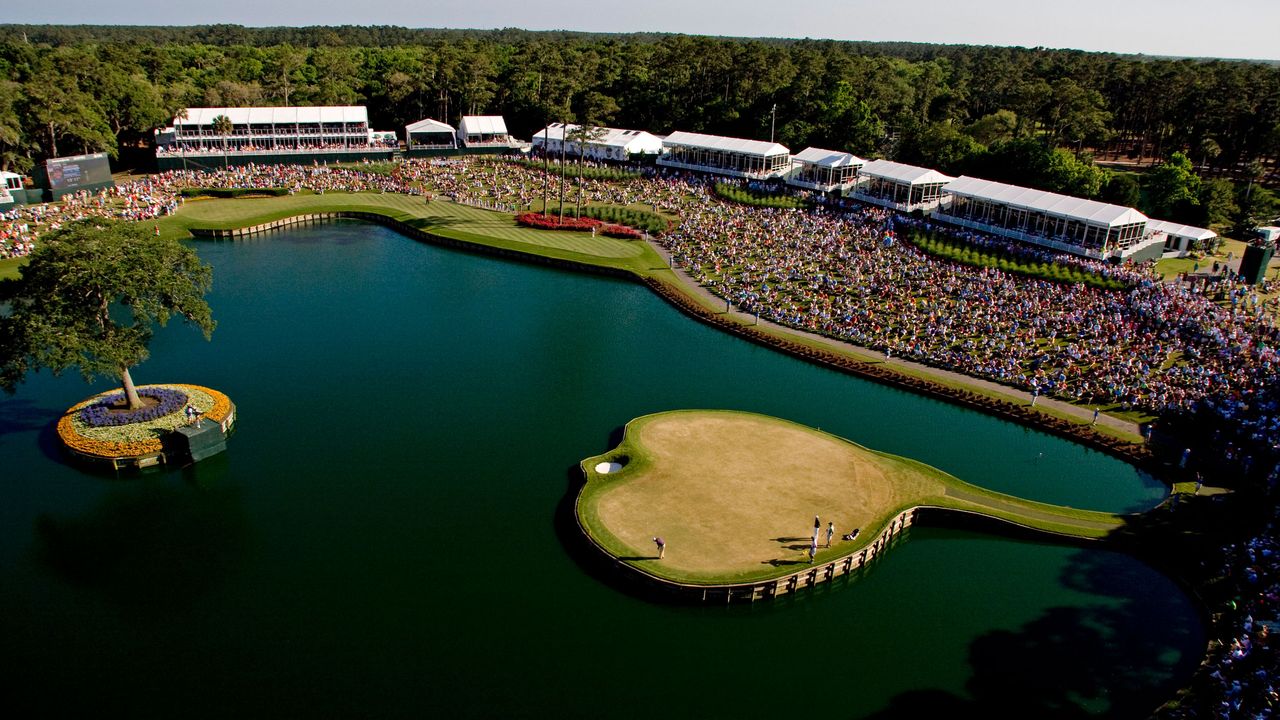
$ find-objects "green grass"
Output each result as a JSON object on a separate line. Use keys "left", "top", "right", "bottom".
{"left": 578, "top": 410, "right": 1128, "bottom": 586}
{"left": 713, "top": 182, "right": 809, "bottom": 210}
{"left": 511, "top": 158, "right": 640, "bottom": 181}
{"left": 0, "top": 257, "right": 23, "bottom": 281}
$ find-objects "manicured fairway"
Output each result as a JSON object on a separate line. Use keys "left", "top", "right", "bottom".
{"left": 578, "top": 410, "right": 1129, "bottom": 585}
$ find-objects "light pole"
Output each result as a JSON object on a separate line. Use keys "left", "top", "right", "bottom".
{"left": 770, "top": 104, "right": 777, "bottom": 144}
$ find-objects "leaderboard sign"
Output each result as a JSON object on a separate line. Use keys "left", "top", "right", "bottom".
{"left": 44, "top": 152, "right": 113, "bottom": 191}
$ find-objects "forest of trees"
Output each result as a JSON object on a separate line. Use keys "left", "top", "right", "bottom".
{"left": 1, "top": 25, "right": 1278, "bottom": 230}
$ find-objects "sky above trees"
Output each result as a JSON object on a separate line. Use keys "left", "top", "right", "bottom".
{"left": 5, "top": 0, "right": 1279, "bottom": 62}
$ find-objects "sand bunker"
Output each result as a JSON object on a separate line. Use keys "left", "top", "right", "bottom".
{"left": 595, "top": 461, "right": 623, "bottom": 474}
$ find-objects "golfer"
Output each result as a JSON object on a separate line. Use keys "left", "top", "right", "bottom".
{"left": 653, "top": 536, "right": 665, "bottom": 559}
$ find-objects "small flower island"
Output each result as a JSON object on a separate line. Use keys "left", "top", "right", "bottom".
{"left": 57, "top": 383, "right": 236, "bottom": 470}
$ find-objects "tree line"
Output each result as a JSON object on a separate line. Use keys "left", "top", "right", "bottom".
{"left": 0, "top": 25, "right": 1277, "bottom": 229}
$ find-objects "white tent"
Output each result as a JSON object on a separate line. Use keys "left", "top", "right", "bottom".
{"left": 657, "top": 130, "right": 791, "bottom": 179}
{"left": 531, "top": 123, "right": 664, "bottom": 160}
{"left": 788, "top": 147, "right": 864, "bottom": 192}
{"left": 405, "top": 118, "right": 457, "bottom": 148}
{"left": 457, "top": 116, "right": 513, "bottom": 147}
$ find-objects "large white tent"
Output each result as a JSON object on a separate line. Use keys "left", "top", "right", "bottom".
{"left": 787, "top": 147, "right": 864, "bottom": 192}
{"left": 160, "top": 106, "right": 377, "bottom": 155}
{"left": 405, "top": 118, "right": 457, "bottom": 149}
{"left": 531, "top": 123, "right": 663, "bottom": 161}
{"left": 851, "top": 159, "right": 953, "bottom": 211}
{"left": 656, "top": 131, "right": 791, "bottom": 179}
{"left": 936, "top": 176, "right": 1155, "bottom": 258}
{"left": 457, "top": 116, "right": 514, "bottom": 147}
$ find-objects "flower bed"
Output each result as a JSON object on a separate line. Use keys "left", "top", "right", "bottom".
{"left": 57, "top": 384, "right": 234, "bottom": 460}
{"left": 80, "top": 387, "right": 189, "bottom": 427}
{"left": 514, "top": 212, "right": 643, "bottom": 239}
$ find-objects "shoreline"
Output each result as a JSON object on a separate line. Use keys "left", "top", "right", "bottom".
{"left": 189, "top": 206, "right": 1157, "bottom": 471}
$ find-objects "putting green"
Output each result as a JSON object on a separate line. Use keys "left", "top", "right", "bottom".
{"left": 577, "top": 410, "right": 1128, "bottom": 586}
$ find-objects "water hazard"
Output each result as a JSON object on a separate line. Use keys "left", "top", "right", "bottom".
{"left": 0, "top": 221, "right": 1200, "bottom": 717}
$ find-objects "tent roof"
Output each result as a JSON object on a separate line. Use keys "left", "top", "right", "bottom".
{"left": 405, "top": 118, "right": 455, "bottom": 134}
{"left": 859, "top": 159, "right": 953, "bottom": 185}
{"left": 944, "top": 175, "right": 1148, "bottom": 226}
{"left": 176, "top": 106, "right": 368, "bottom": 126}
{"left": 662, "top": 130, "right": 789, "bottom": 157}
{"left": 1147, "top": 219, "right": 1217, "bottom": 241}
{"left": 792, "top": 147, "right": 863, "bottom": 168}
{"left": 533, "top": 123, "right": 661, "bottom": 149}
{"left": 0, "top": 171, "right": 22, "bottom": 180}
{"left": 458, "top": 115, "right": 508, "bottom": 135}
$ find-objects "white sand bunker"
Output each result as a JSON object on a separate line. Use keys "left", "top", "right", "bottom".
{"left": 595, "top": 462, "right": 623, "bottom": 474}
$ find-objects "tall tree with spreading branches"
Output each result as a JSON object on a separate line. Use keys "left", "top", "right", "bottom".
{"left": 0, "top": 219, "right": 215, "bottom": 409}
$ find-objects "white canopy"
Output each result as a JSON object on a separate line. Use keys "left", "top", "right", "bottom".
{"left": 458, "top": 116, "right": 509, "bottom": 135}
{"left": 176, "top": 106, "right": 368, "bottom": 126}
{"left": 405, "top": 118, "right": 455, "bottom": 134}
{"left": 860, "top": 159, "right": 953, "bottom": 185}
{"left": 792, "top": 147, "right": 862, "bottom": 168}
{"left": 944, "top": 176, "right": 1148, "bottom": 227}
{"left": 1147, "top": 219, "right": 1217, "bottom": 241}
{"left": 662, "top": 131, "right": 788, "bottom": 158}
{"left": 533, "top": 123, "right": 661, "bottom": 150}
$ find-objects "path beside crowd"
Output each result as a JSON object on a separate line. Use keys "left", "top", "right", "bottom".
{"left": 645, "top": 237, "right": 1144, "bottom": 439}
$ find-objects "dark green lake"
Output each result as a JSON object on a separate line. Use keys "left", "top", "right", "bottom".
{"left": 0, "top": 221, "right": 1201, "bottom": 718}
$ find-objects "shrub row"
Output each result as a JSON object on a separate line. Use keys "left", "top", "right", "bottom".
{"left": 549, "top": 205, "right": 671, "bottom": 236}
{"left": 179, "top": 187, "right": 291, "bottom": 198}
{"left": 713, "top": 183, "right": 808, "bottom": 210}
{"left": 512, "top": 159, "right": 641, "bottom": 181}
{"left": 909, "top": 233, "right": 1129, "bottom": 291}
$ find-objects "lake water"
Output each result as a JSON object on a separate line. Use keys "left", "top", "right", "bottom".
{"left": 0, "top": 221, "right": 1201, "bottom": 718}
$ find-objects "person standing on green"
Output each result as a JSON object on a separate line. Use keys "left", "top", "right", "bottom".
{"left": 653, "top": 537, "right": 665, "bottom": 559}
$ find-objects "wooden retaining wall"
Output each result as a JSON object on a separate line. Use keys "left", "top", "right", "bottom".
{"left": 573, "top": 495, "right": 920, "bottom": 604}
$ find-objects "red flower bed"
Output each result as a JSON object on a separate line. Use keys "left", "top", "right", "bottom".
{"left": 516, "top": 213, "right": 643, "bottom": 239}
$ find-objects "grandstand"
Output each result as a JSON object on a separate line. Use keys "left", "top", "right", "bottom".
{"left": 850, "top": 160, "right": 953, "bottom": 212}
{"left": 656, "top": 131, "right": 791, "bottom": 179}
{"left": 154, "top": 106, "right": 396, "bottom": 168}
{"left": 786, "top": 147, "right": 864, "bottom": 193}
{"left": 935, "top": 175, "right": 1165, "bottom": 261}
{"left": 531, "top": 123, "right": 663, "bottom": 161}
{"left": 457, "top": 116, "right": 517, "bottom": 149}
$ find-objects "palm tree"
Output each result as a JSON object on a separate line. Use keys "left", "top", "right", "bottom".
{"left": 557, "top": 117, "right": 569, "bottom": 222}
{"left": 569, "top": 124, "right": 608, "bottom": 217}
{"left": 211, "top": 114, "right": 233, "bottom": 169}
{"left": 174, "top": 108, "right": 189, "bottom": 173}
